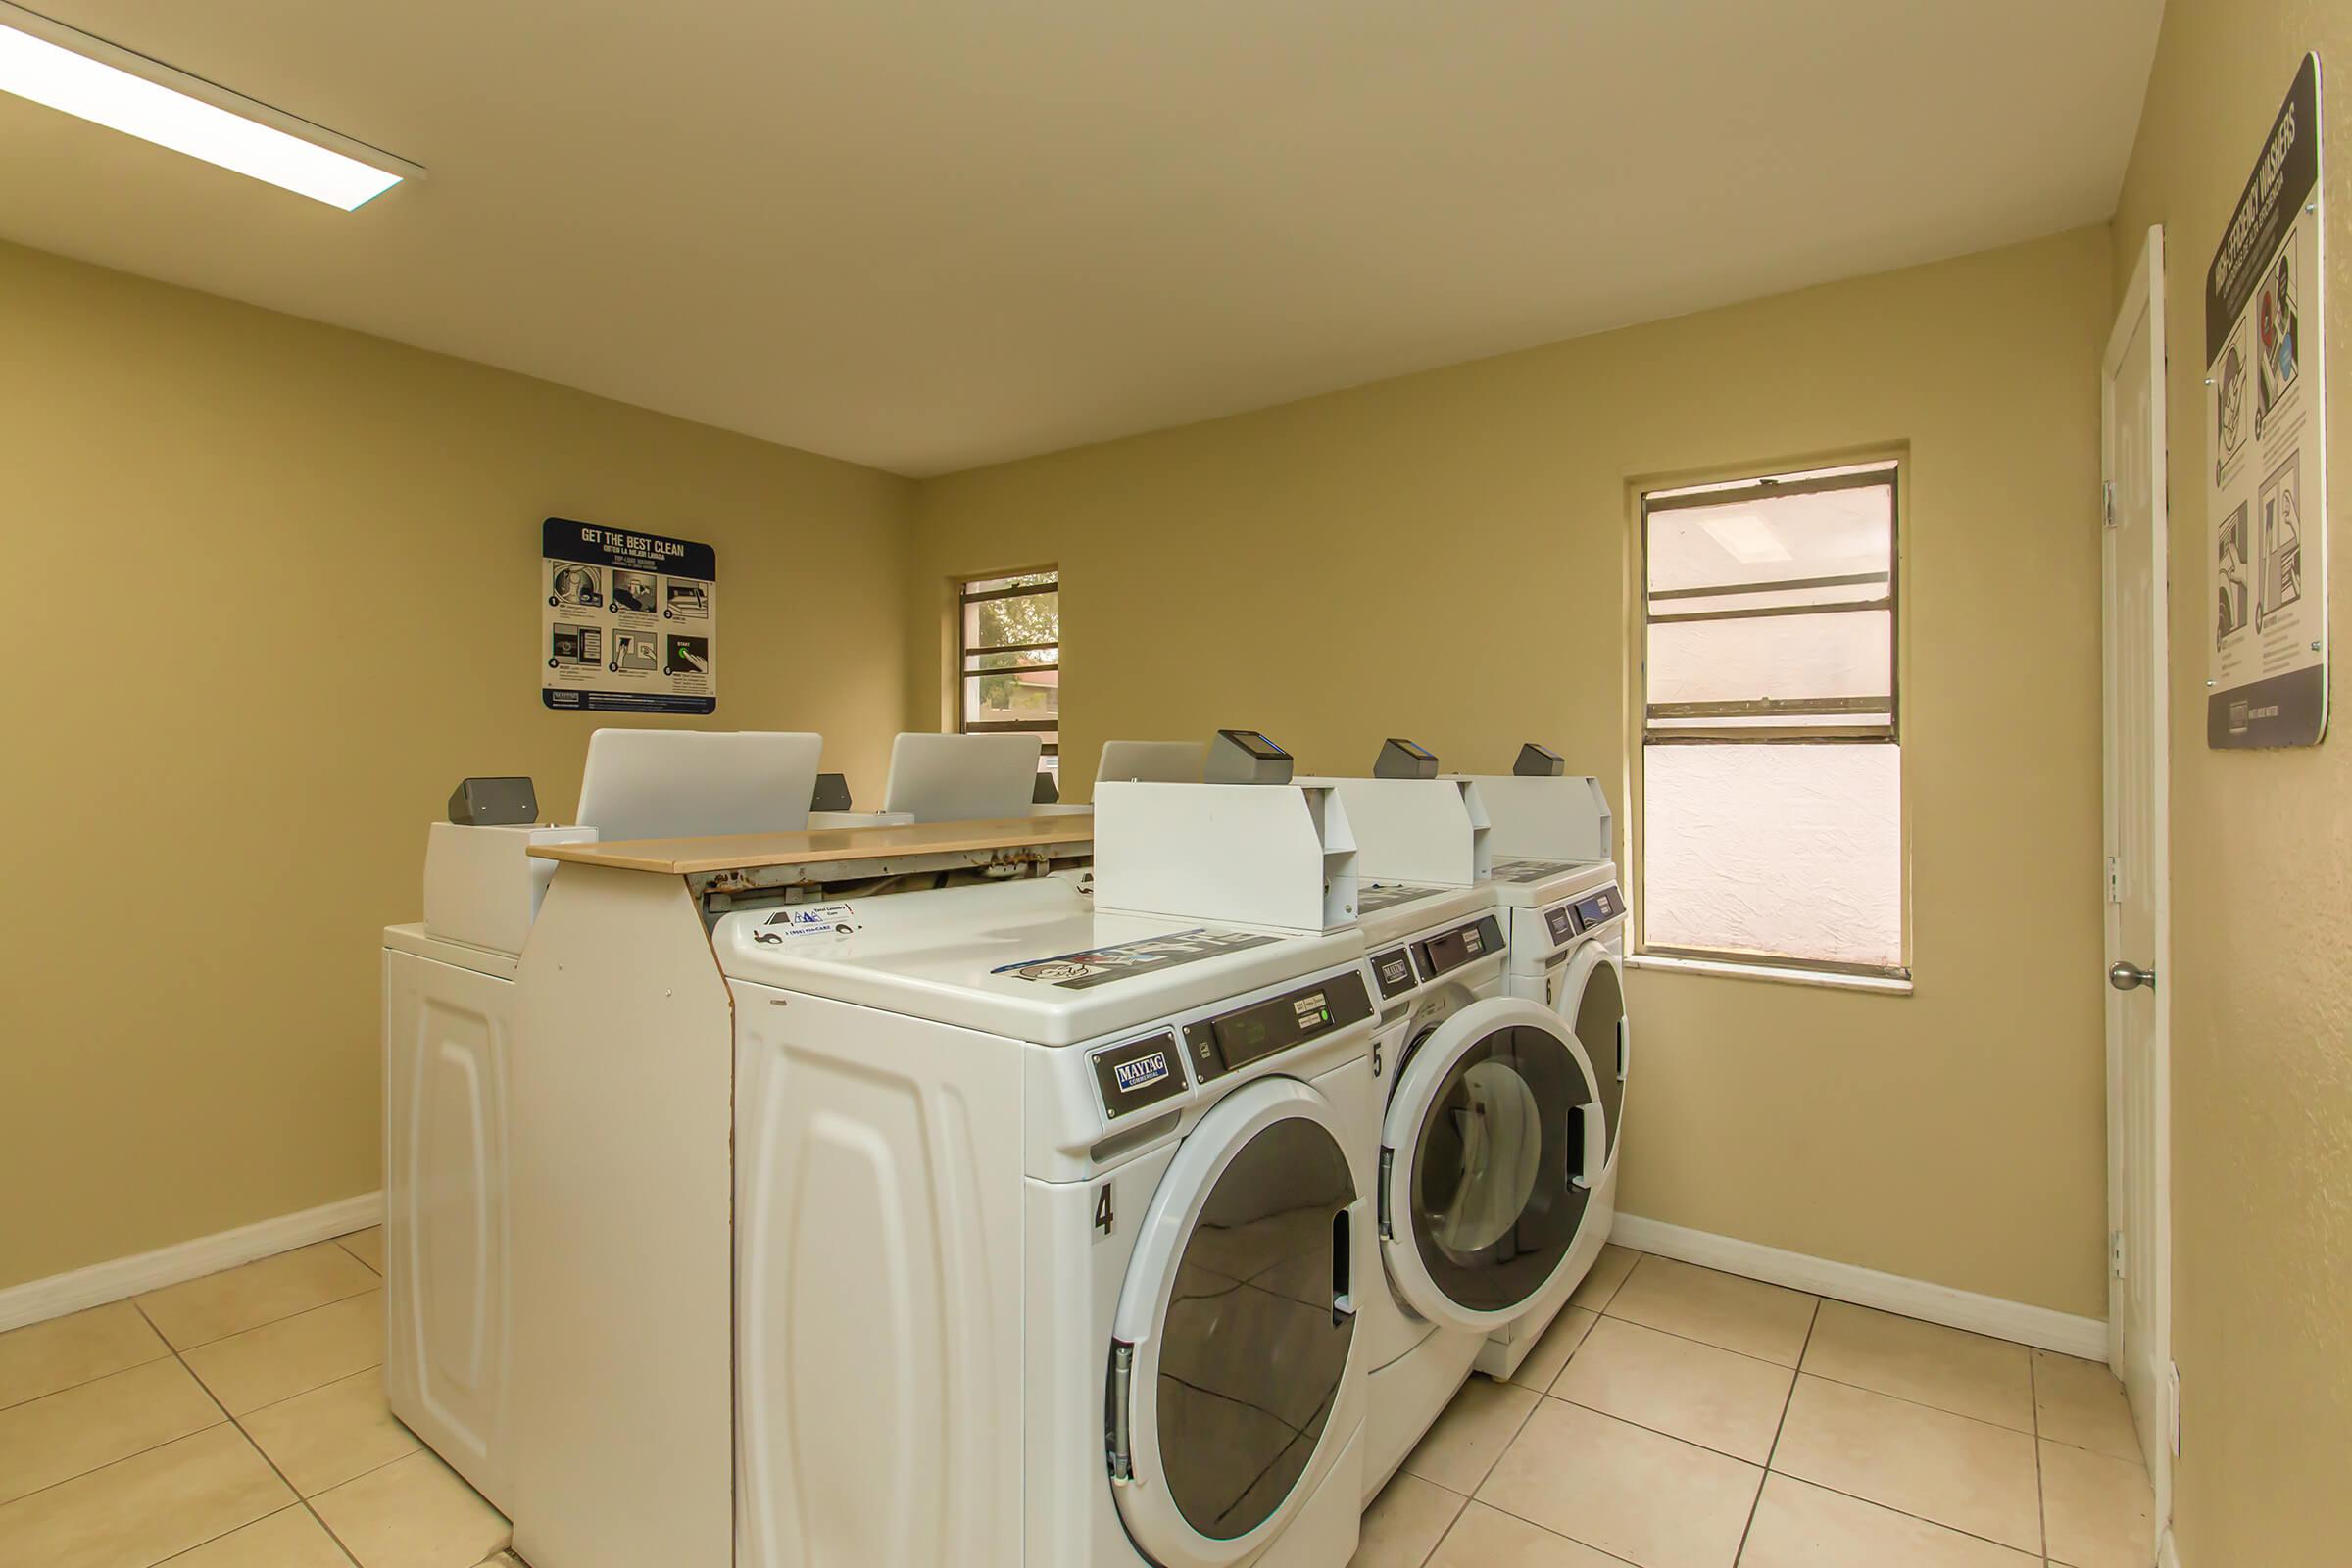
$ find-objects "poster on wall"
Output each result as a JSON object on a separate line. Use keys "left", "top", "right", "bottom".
{"left": 540, "top": 517, "right": 717, "bottom": 713}
{"left": 2206, "top": 52, "right": 2328, "bottom": 748}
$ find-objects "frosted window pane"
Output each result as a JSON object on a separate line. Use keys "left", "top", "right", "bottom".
{"left": 1643, "top": 745, "right": 1901, "bottom": 967}
{"left": 1649, "top": 482, "right": 1892, "bottom": 594}
{"left": 1648, "top": 611, "right": 1891, "bottom": 707}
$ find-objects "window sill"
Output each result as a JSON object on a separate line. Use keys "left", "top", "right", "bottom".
{"left": 1627, "top": 952, "right": 1914, "bottom": 997}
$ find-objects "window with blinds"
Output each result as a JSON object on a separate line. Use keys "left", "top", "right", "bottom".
{"left": 1639, "top": 465, "right": 1905, "bottom": 977}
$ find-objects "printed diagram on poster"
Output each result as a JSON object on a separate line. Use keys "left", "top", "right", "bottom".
{"left": 540, "top": 517, "right": 718, "bottom": 713}
{"left": 2206, "top": 53, "right": 2328, "bottom": 747}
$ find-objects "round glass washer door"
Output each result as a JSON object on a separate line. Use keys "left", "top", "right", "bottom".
{"left": 1380, "top": 996, "right": 1600, "bottom": 1331}
{"left": 1108, "top": 1077, "right": 1364, "bottom": 1566}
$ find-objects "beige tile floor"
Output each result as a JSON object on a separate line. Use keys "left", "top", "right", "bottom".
{"left": 0, "top": 1229, "right": 511, "bottom": 1568}
{"left": 1360, "top": 1246, "right": 2158, "bottom": 1568}
{"left": 2, "top": 1235, "right": 2156, "bottom": 1568}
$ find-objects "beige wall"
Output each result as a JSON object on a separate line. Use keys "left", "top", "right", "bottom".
{"left": 0, "top": 241, "right": 914, "bottom": 1291}
{"left": 2112, "top": 5, "right": 2352, "bottom": 1560}
{"left": 910, "top": 226, "right": 2116, "bottom": 1317}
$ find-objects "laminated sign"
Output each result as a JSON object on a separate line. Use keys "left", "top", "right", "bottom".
{"left": 540, "top": 517, "right": 718, "bottom": 714}
{"left": 2206, "top": 54, "right": 2328, "bottom": 747}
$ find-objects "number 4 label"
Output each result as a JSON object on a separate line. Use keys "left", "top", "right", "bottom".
{"left": 1094, "top": 1187, "right": 1115, "bottom": 1237}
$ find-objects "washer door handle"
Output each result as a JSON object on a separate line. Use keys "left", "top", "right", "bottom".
{"left": 1330, "top": 1208, "right": 1355, "bottom": 1325}
{"left": 1568, "top": 1103, "right": 1604, "bottom": 1191}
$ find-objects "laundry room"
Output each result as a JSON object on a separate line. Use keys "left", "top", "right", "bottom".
{"left": 0, "top": 2, "right": 2344, "bottom": 1567}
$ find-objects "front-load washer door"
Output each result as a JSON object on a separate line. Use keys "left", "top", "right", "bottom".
{"left": 1380, "top": 996, "right": 1600, "bottom": 1332}
{"left": 1556, "top": 945, "right": 1628, "bottom": 1164}
{"left": 1108, "top": 1077, "right": 1364, "bottom": 1567}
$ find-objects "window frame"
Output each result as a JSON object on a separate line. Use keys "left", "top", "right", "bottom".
{"left": 953, "top": 567, "right": 1061, "bottom": 764}
{"left": 1633, "top": 463, "right": 1910, "bottom": 984}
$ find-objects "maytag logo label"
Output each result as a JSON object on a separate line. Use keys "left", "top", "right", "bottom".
{"left": 1114, "top": 1053, "right": 1169, "bottom": 1093}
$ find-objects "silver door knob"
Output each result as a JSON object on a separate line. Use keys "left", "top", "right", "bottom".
{"left": 2108, "top": 961, "right": 2156, "bottom": 993}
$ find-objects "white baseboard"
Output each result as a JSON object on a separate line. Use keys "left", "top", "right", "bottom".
{"left": 0, "top": 1192, "right": 385, "bottom": 1334}
{"left": 1611, "top": 1213, "right": 2109, "bottom": 1361}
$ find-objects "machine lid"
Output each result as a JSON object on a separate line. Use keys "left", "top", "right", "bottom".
{"left": 712, "top": 877, "right": 1364, "bottom": 1046}
{"left": 382, "top": 923, "right": 520, "bottom": 980}
{"left": 1351, "top": 880, "right": 1494, "bottom": 945}
{"left": 1109, "top": 1079, "right": 1362, "bottom": 1563}
{"left": 1484, "top": 857, "right": 1617, "bottom": 908}
{"left": 1557, "top": 944, "right": 1629, "bottom": 1164}
{"left": 1379, "top": 996, "right": 1602, "bottom": 1331}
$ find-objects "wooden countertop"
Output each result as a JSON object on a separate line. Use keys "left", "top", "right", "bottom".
{"left": 528, "top": 814, "right": 1095, "bottom": 875}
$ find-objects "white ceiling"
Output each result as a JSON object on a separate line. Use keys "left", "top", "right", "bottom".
{"left": 0, "top": 1, "right": 2162, "bottom": 476}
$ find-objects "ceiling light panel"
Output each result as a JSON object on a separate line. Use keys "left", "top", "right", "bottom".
{"left": 0, "top": 2, "right": 418, "bottom": 210}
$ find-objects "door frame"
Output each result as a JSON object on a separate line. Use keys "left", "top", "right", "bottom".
{"left": 2101, "top": 222, "right": 2173, "bottom": 1528}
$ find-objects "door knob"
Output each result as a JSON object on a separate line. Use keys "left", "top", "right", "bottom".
{"left": 2108, "top": 961, "right": 2156, "bottom": 993}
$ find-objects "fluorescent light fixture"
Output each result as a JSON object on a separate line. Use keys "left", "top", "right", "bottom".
{"left": 0, "top": 2, "right": 419, "bottom": 210}
{"left": 1699, "top": 513, "right": 1793, "bottom": 564}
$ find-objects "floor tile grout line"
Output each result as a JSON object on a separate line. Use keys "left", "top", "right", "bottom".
{"left": 1455, "top": 1487, "right": 1648, "bottom": 1566}
{"left": 189, "top": 1295, "right": 376, "bottom": 1568}
{"left": 333, "top": 1233, "right": 384, "bottom": 1279}
{"left": 1754, "top": 1469, "right": 2054, "bottom": 1559}
{"left": 0, "top": 1419, "right": 236, "bottom": 1514}
{"left": 235, "top": 1361, "right": 387, "bottom": 1421}
{"left": 2031, "top": 1352, "right": 2051, "bottom": 1561}
{"left": 0, "top": 1298, "right": 243, "bottom": 1504}
{"left": 158, "top": 1294, "right": 366, "bottom": 1568}
{"left": 1735, "top": 1295, "right": 1821, "bottom": 1564}
{"left": 1540, "top": 1387, "right": 1779, "bottom": 1471}
{"left": 1587, "top": 1306, "right": 1813, "bottom": 1373}
{"left": 1395, "top": 1481, "right": 1467, "bottom": 1568}
{"left": 1786, "top": 1367, "right": 2041, "bottom": 1437}
{"left": 160, "top": 1280, "right": 384, "bottom": 1357}
{"left": 0, "top": 1348, "right": 177, "bottom": 1415}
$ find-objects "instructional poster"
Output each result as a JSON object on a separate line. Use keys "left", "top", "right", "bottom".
{"left": 2207, "top": 53, "right": 2328, "bottom": 747}
{"left": 540, "top": 517, "right": 718, "bottom": 713}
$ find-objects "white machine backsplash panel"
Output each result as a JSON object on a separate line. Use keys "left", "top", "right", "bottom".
{"left": 1093, "top": 782, "right": 1359, "bottom": 932}
{"left": 1642, "top": 743, "right": 1899, "bottom": 966}
{"left": 383, "top": 953, "right": 513, "bottom": 1507}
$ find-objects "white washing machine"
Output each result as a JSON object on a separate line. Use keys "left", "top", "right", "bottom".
{"left": 381, "top": 820, "right": 591, "bottom": 1511}
{"left": 383, "top": 731, "right": 875, "bottom": 1514}
{"left": 1348, "top": 880, "right": 1604, "bottom": 1499}
{"left": 1472, "top": 854, "right": 1630, "bottom": 1379}
{"left": 713, "top": 882, "right": 1377, "bottom": 1568}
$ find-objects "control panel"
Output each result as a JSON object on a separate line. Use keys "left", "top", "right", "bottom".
{"left": 1543, "top": 904, "right": 1578, "bottom": 946}
{"left": 1181, "top": 969, "right": 1373, "bottom": 1083}
{"left": 1571, "top": 884, "right": 1626, "bottom": 930}
{"left": 1513, "top": 741, "right": 1566, "bottom": 777}
{"left": 1374, "top": 738, "right": 1440, "bottom": 779}
{"left": 1090, "top": 1031, "right": 1188, "bottom": 1120}
{"left": 1409, "top": 914, "right": 1504, "bottom": 979}
{"left": 1205, "top": 728, "right": 1295, "bottom": 785}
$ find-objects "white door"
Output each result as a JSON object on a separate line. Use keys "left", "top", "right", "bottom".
{"left": 1380, "top": 997, "right": 1602, "bottom": 1330}
{"left": 2102, "top": 224, "right": 2172, "bottom": 1511}
{"left": 1110, "top": 1078, "right": 1364, "bottom": 1566}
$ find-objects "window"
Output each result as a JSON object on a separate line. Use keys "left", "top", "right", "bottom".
{"left": 956, "top": 569, "right": 1060, "bottom": 778}
{"left": 1638, "top": 464, "right": 1904, "bottom": 978}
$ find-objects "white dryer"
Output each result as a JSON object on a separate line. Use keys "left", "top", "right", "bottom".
{"left": 1472, "top": 855, "right": 1630, "bottom": 1378}
{"left": 1348, "top": 881, "right": 1604, "bottom": 1498}
{"left": 713, "top": 881, "right": 1376, "bottom": 1568}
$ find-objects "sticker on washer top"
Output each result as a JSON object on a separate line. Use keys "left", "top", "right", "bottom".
{"left": 1491, "top": 858, "right": 1584, "bottom": 884}
{"left": 750, "top": 903, "right": 861, "bottom": 942}
{"left": 993, "top": 928, "right": 1282, "bottom": 989}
